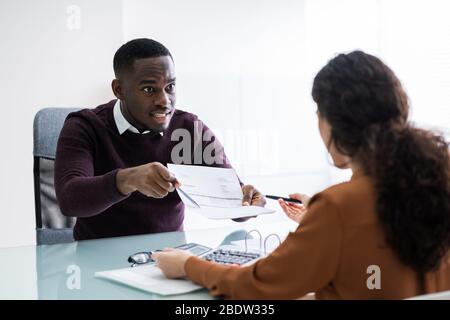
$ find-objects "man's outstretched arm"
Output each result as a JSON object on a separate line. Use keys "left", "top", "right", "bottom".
{"left": 54, "top": 117, "right": 177, "bottom": 217}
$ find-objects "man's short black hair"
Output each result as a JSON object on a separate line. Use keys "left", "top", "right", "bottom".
{"left": 113, "top": 38, "right": 173, "bottom": 78}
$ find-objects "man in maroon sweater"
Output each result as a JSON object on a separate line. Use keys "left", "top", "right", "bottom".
{"left": 54, "top": 38, "right": 265, "bottom": 241}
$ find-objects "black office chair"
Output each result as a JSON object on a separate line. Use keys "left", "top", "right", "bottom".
{"left": 33, "top": 108, "right": 80, "bottom": 245}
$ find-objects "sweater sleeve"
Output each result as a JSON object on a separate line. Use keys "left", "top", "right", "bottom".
{"left": 184, "top": 193, "right": 343, "bottom": 299}
{"left": 54, "top": 116, "right": 128, "bottom": 217}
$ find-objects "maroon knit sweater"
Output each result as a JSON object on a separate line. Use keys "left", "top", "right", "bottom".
{"left": 54, "top": 100, "right": 232, "bottom": 240}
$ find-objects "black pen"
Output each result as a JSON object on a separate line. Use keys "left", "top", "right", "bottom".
{"left": 265, "top": 195, "right": 302, "bottom": 204}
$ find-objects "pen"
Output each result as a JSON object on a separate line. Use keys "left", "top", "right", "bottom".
{"left": 176, "top": 187, "right": 201, "bottom": 208}
{"left": 265, "top": 195, "right": 302, "bottom": 204}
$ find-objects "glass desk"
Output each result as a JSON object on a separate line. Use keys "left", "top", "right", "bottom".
{"left": 0, "top": 219, "right": 295, "bottom": 299}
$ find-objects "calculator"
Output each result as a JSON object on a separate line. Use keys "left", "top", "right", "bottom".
{"left": 175, "top": 243, "right": 212, "bottom": 256}
{"left": 177, "top": 243, "right": 263, "bottom": 266}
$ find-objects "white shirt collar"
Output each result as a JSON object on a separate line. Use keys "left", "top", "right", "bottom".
{"left": 113, "top": 99, "right": 163, "bottom": 136}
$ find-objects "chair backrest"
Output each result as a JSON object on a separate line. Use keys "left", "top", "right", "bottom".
{"left": 33, "top": 108, "right": 81, "bottom": 245}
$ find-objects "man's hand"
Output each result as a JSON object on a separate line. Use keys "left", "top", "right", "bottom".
{"left": 242, "top": 185, "right": 266, "bottom": 207}
{"left": 232, "top": 185, "right": 266, "bottom": 222}
{"left": 152, "top": 248, "right": 193, "bottom": 279}
{"left": 116, "top": 162, "right": 179, "bottom": 198}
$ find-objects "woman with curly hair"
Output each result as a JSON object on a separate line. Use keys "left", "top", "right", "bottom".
{"left": 153, "top": 51, "right": 450, "bottom": 299}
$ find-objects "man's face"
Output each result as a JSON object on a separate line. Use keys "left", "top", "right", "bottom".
{"left": 115, "top": 56, "right": 176, "bottom": 132}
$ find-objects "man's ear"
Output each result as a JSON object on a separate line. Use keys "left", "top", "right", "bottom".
{"left": 111, "top": 79, "right": 124, "bottom": 100}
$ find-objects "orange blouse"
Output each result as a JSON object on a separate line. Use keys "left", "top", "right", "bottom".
{"left": 185, "top": 172, "right": 450, "bottom": 299}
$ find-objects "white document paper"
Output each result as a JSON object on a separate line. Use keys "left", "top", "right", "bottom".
{"left": 95, "top": 265, "right": 203, "bottom": 296}
{"left": 167, "top": 164, "right": 275, "bottom": 219}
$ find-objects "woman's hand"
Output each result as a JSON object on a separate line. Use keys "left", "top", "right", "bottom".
{"left": 151, "top": 248, "right": 193, "bottom": 279}
{"left": 278, "top": 193, "right": 311, "bottom": 224}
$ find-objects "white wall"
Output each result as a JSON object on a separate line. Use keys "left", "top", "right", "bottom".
{"left": 0, "top": 0, "right": 123, "bottom": 248}
{"left": 378, "top": 0, "right": 450, "bottom": 129}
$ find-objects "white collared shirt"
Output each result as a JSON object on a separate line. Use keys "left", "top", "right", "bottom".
{"left": 113, "top": 99, "right": 163, "bottom": 136}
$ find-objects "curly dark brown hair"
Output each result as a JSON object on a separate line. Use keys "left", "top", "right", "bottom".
{"left": 312, "top": 50, "right": 450, "bottom": 273}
